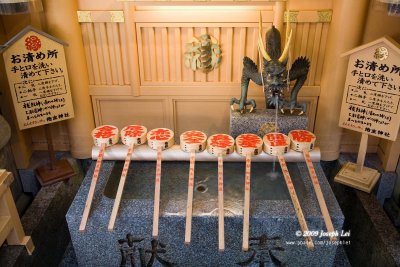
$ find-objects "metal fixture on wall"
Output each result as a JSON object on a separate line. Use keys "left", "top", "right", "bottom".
{"left": 184, "top": 34, "right": 222, "bottom": 73}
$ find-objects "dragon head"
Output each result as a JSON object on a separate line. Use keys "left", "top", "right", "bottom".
{"left": 258, "top": 13, "right": 292, "bottom": 101}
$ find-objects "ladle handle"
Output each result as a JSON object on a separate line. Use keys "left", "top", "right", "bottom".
{"left": 79, "top": 143, "right": 106, "bottom": 232}
{"left": 152, "top": 146, "right": 163, "bottom": 238}
{"left": 185, "top": 151, "right": 196, "bottom": 244}
{"left": 303, "top": 150, "right": 336, "bottom": 241}
{"left": 277, "top": 154, "right": 314, "bottom": 250}
{"left": 242, "top": 153, "right": 251, "bottom": 251}
{"left": 217, "top": 155, "right": 225, "bottom": 251}
{"left": 108, "top": 143, "right": 134, "bottom": 231}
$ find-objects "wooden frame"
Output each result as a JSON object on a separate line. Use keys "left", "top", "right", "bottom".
{"left": 0, "top": 170, "right": 34, "bottom": 255}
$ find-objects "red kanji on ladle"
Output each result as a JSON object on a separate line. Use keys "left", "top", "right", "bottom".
{"left": 93, "top": 125, "right": 117, "bottom": 138}
{"left": 123, "top": 125, "right": 145, "bottom": 138}
{"left": 149, "top": 128, "right": 172, "bottom": 141}
{"left": 237, "top": 134, "right": 262, "bottom": 148}
{"left": 182, "top": 130, "right": 206, "bottom": 144}
{"left": 209, "top": 134, "right": 234, "bottom": 148}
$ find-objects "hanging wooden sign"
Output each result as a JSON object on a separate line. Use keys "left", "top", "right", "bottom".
{"left": 336, "top": 36, "right": 400, "bottom": 192}
{"left": 1, "top": 26, "right": 75, "bottom": 130}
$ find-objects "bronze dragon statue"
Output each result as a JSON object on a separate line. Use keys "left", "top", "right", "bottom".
{"left": 230, "top": 14, "right": 310, "bottom": 115}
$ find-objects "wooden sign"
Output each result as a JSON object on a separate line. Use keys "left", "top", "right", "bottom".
{"left": 336, "top": 36, "right": 400, "bottom": 193}
{"left": 1, "top": 26, "right": 74, "bottom": 130}
{"left": 338, "top": 36, "right": 400, "bottom": 141}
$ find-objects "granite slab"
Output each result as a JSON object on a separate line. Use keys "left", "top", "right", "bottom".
{"left": 0, "top": 156, "right": 83, "bottom": 267}
{"left": 230, "top": 109, "right": 308, "bottom": 138}
{"left": 332, "top": 153, "right": 400, "bottom": 267}
{"left": 67, "top": 158, "right": 344, "bottom": 266}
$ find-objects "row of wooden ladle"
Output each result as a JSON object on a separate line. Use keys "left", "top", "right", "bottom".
{"left": 79, "top": 125, "right": 336, "bottom": 252}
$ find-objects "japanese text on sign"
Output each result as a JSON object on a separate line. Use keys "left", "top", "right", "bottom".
{"left": 346, "top": 85, "right": 399, "bottom": 114}
{"left": 338, "top": 39, "right": 400, "bottom": 141}
{"left": 2, "top": 28, "right": 75, "bottom": 130}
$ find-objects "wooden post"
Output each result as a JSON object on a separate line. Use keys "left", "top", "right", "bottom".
{"left": 43, "top": 0, "right": 95, "bottom": 159}
{"left": 35, "top": 124, "right": 75, "bottom": 186}
{"left": 315, "top": 0, "right": 369, "bottom": 161}
{"left": 44, "top": 124, "right": 56, "bottom": 170}
{"left": 356, "top": 133, "right": 368, "bottom": 173}
{"left": 335, "top": 133, "right": 380, "bottom": 193}
{"left": 0, "top": 170, "right": 34, "bottom": 255}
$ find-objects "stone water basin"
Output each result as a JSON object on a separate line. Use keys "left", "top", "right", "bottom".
{"left": 103, "top": 161, "right": 307, "bottom": 216}
{"left": 67, "top": 155, "right": 344, "bottom": 266}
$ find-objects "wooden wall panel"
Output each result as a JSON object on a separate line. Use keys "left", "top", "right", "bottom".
{"left": 81, "top": 7, "right": 331, "bottom": 152}
{"left": 80, "top": 8, "right": 330, "bottom": 90}
{"left": 287, "top": 22, "right": 328, "bottom": 86}
{"left": 136, "top": 23, "right": 274, "bottom": 85}
{"left": 80, "top": 22, "right": 130, "bottom": 86}
{"left": 173, "top": 98, "right": 231, "bottom": 138}
{"left": 93, "top": 97, "right": 169, "bottom": 130}
{"left": 134, "top": 21, "right": 329, "bottom": 87}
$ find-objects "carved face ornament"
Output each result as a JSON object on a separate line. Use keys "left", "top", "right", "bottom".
{"left": 258, "top": 13, "right": 292, "bottom": 95}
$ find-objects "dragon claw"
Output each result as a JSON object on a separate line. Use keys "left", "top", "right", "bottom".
{"left": 250, "top": 106, "right": 254, "bottom": 113}
{"left": 280, "top": 108, "right": 285, "bottom": 114}
{"left": 230, "top": 105, "right": 235, "bottom": 111}
{"left": 290, "top": 109, "right": 294, "bottom": 114}
{"left": 298, "top": 110, "right": 304, "bottom": 116}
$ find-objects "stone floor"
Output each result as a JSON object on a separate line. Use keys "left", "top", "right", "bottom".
{"left": 0, "top": 154, "right": 88, "bottom": 267}
{"left": 3, "top": 152, "right": 399, "bottom": 266}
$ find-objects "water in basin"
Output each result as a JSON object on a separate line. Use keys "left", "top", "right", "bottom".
{"left": 103, "top": 161, "right": 306, "bottom": 203}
